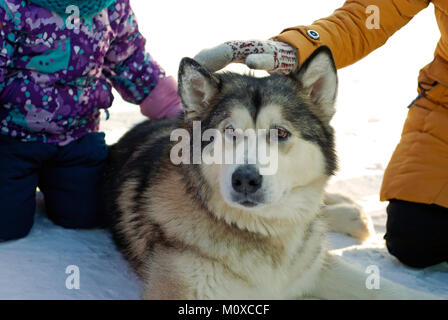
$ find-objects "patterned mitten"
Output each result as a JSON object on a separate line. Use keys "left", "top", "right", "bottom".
{"left": 194, "top": 40, "right": 298, "bottom": 74}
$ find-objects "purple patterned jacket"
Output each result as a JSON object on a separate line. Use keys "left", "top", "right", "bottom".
{"left": 0, "top": 0, "right": 181, "bottom": 145}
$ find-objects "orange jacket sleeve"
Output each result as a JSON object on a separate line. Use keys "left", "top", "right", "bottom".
{"left": 274, "top": 0, "right": 430, "bottom": 69}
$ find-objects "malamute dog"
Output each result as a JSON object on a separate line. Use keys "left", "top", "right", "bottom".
{"left": 103, "top": 47, "right": 430, "bottom": 299}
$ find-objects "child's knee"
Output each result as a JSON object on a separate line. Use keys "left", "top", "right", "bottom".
{"left": 0, "top": 196, "right": 36, "bottom": 242}
{"left": 385, "top": 200, "right": 448, "bottom": 268}
{"left": 0, "top": 217, "right": 33, "bottom": 242}
{"left": 47, "top": 200, "right": 105, "bottom": 230}
{"left": 385, "top": 236, "right": 438, "bottom": 269}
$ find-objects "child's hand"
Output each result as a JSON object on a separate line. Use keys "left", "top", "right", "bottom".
{"left": 194, "top": 40, "right": 298, "bottom": 74}
{"left": 140, "top": 77, "right": 183, "bottom": 119}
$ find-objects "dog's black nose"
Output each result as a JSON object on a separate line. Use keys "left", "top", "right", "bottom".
{"left": 232, "top": 166, "right": 262, "bottom": 194}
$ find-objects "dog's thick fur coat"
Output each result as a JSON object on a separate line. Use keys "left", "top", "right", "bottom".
{"left": 103, "top": 48, "right": 432, "bottom": 300}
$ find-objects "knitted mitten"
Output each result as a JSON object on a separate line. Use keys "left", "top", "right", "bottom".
{"left": 194, "top": 40, "right": 298, "bottom": 74}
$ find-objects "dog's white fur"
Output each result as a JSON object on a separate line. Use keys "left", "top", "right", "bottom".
{"left": 176, "top": 53, "right": 433, "bottom": 299}
{"left": 115, "top": 54, "right": 436, "bottom": 300}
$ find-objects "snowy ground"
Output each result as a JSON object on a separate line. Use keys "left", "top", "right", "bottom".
{"left": 1, "top": 0, "right": 447, "bottom": 299}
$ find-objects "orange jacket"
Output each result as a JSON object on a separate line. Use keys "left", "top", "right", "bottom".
{"left": 275, "top": 0, "right": 448, "bottom": 208}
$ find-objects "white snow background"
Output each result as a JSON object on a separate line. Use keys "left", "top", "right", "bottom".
{"left": 0, "top": 0, "right": 447, "bottom": 299}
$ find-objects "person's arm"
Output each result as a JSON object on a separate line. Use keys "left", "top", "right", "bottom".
{"left": 103, "top": 0, "right": 182, "bottom": 119}
{"left": 275, "top": 0, "right": 430, "bottom": 69}
{"left": 0, "top": 1, "right": 19, "bottom": 93}
{"left": 195, "top": 0, "right": 429, "bottom": 73}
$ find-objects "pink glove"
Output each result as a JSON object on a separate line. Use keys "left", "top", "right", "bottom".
{"left": 140, "top": 76, "right": 183, "bottom": 119}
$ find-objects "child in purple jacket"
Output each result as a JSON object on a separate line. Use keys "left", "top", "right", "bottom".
{"left": 0, "top": 0, "right": 182, "bottom": 241}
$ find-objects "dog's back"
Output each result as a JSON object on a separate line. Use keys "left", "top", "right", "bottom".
{"left": 102, "top": 118, "right": 179, "bottom": 269}
{"left": 106, "top": 119, "right": 177, "bottom": 174}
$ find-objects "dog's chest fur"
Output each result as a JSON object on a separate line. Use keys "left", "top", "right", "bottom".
{"left": 183, "top": 221, "right": 328, "bottom": 299}
{"left": 136, "top": 170, "right": 330, "bottom": 299}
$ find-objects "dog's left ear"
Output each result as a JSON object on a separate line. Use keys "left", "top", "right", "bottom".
{"left": 178, "top": 57, "right": 221, "bottom": 120}
{"left": 292, "top": 47, "right": 338, "bottom": 122}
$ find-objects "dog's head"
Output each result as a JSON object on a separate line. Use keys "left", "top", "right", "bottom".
{"left": 177, "top": 47, "right": 337, "bottom": 219}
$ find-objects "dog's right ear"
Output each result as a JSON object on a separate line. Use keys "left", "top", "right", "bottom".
{"left": 178, "top": 58, "right": 221, "bottom": 120}
{"left": 291, "top": 47, "right": 338, "bottom": 123}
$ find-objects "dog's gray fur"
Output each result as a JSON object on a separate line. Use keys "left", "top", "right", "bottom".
{"left": 102, "top": 48, "right": 431, "bottom": 299}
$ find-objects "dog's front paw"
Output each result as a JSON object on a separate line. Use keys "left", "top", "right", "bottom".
{"left": 322, "top": 193, "right": 375, "bottom": 242}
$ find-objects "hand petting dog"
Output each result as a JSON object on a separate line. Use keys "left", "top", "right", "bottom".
{"left": 194, "top": 40, "right": 298, "bottom": 74}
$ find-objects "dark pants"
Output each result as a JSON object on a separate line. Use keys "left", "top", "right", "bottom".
{"left": 385, "top": 199, "right": 448, "bottom": 268}
{"left": 0, "top": 133, "right": 108, "bottom": 241}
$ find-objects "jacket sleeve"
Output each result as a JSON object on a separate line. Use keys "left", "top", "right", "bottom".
{"left": 102, "top": 0, "right": 166, "bottom": 104}
{"left": 103, "top": 0, "right": 182, "bottom": 118}
{"left": 103, "top": 0, "right": 165, "bottom": 103}
{"left": 0, "top": 0, "right": 19, "bottom": 92}
{"left": 274, "top": 0, "right": 430, "bottom": 69}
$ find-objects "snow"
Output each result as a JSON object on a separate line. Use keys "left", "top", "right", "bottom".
{"left": 0, "top": 0, "right": 447, "bottom": 299}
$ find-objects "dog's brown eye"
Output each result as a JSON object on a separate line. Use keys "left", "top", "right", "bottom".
{"left": 276, "top": 128, "right": 291, "bottom": 140}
